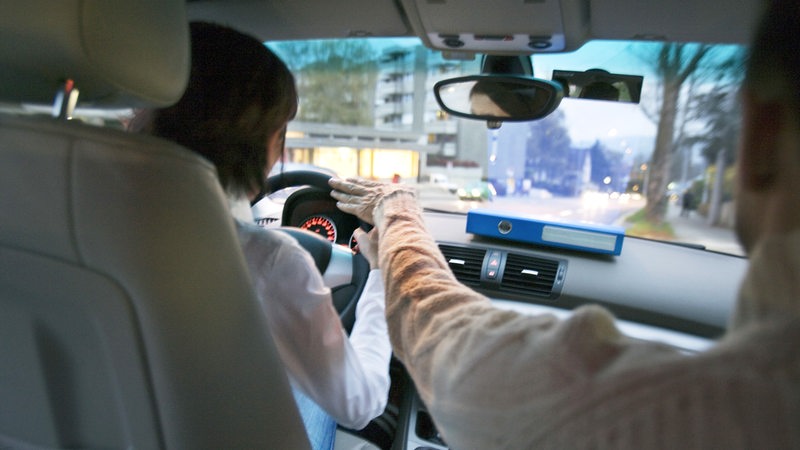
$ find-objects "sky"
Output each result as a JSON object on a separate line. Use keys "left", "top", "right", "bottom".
{"left": 532, "top": 40, "right": 657, "bottom": 147}
{"left": 558, "top": 98, "right": 656, "bottom": 148}
{"left": 532, "top": 40, "right": 742, "bottom": 153}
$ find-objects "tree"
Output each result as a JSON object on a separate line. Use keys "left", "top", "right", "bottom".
{"left": 272, "top": 40, "right": 378, "bottom": 126}
{"left": 523, "top": 110, "right": 573, "bottom": 192}
{"left": 678, "top": 48, "right": 744, "bottom": 225}
{"left": 640, "top": 43, "right": 712, "bottom": 223}
{"left": 691, "top": 90, "right": 743, "bottom": 225}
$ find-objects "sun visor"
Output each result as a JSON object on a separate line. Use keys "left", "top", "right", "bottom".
{"left": 399, "top": 0, "right": 590, "bottom": 54}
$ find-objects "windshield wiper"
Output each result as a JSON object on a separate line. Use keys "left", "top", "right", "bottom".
{"left": 421, "top": 206, "right": 468, "bottom": 215}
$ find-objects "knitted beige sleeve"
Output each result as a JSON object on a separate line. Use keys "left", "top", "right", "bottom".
{"left": 376, "top": 194, "right": 496, "bottom": 389}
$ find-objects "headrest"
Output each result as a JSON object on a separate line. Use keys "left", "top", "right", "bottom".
{"left": 0, "top": 0, "right": 190, "bottom": 108}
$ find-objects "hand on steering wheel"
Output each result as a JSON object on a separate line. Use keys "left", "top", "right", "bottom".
{"left": 261, "top": 170, "right": 372, "bottom": 334}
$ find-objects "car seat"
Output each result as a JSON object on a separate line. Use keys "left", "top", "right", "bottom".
{"left": 0, "top": 0, "right": 309, "bottom": 448}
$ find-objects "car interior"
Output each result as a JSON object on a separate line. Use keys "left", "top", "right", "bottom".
{"left": 0, "top": 0, "right": 760, "bottom": 449}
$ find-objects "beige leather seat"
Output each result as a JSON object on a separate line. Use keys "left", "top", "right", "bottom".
{"left": 0, "top": 1, "right": 309, "bottom": 448}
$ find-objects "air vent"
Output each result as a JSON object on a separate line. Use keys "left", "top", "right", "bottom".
{"left": 500, "top": 253, "right": 559, "bottom": 297}
{"left": 438, "top": 244, "right": 485, "bottom": 287}
{"left": 255, "top": 217, "right": 279, "bottom": 228}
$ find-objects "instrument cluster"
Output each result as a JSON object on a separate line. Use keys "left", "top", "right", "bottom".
{"left": 286, "top": 195, "right": 362, "bottom": 253}
{"left": 298, "top": 213, "right": 360, "bottom": 252}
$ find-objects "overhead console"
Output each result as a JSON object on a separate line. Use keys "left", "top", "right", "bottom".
{"left": 398, "top": 0, "right": 590, "bottom": 54}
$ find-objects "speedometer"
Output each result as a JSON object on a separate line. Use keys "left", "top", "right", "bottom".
{"left": 299, "top": 215, "right": 337, "bottom": 242}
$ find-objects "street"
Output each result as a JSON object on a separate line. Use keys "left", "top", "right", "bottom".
{"left": 480, "top": 192, "right": 644, "bottom": 228}
{"left": 417, "top": 187, "right": 743, "bottom": 256}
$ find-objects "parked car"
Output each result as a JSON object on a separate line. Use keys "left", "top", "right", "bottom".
{"left": 456, "top": 181, "right": 496, "bottom": 202}
{"left": 1, "top": 0, "right": 759, "bottom": 448}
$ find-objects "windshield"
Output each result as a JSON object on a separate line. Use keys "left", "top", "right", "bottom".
{"left": 268, "top": 38, "right": 746, "bottom": 256}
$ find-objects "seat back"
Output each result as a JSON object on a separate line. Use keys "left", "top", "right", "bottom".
{"left": 0, "top": 1, "right": 309, "bottom": 448}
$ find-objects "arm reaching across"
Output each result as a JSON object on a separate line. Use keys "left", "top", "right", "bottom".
{"left": 330, "top": 178, "right": 635, "bottom": 447}
{"left": 329, "top": 177, "right": 799, "bottom": 449}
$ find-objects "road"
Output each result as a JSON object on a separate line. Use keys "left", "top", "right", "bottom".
{"left": 416, "top": 185, "right": 643, "bottom": 228}
{"left": 485, "top": 193, "right": 644, "bottom": 228}
{"left": 417, "top": 185, "right": 743, "bottom": 255}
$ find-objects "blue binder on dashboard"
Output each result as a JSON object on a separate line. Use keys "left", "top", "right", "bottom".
{"left": 466, "top": 208, "right": 625, "bottom": 255}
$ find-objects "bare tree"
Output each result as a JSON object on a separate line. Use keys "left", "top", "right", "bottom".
{"left": 641, "top": 43, "right": 712, "bottom": 223}
{"left": 690, "top": 85, "right": 743, "bottom": 225}
{"left": 676, "top": 48, "right": 744, "bottom": 225}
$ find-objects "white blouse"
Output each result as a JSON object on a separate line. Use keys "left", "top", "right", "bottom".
{"left": 230, "top": 196, "right": 391, "bottom": 430}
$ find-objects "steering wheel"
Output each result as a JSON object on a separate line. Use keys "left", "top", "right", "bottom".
{"left": 258, "top": 170, "right": 370, "bottom": 334}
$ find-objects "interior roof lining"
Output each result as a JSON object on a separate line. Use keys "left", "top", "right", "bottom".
{"left": 186, "top": 0, "right": 758, "bottom": 52}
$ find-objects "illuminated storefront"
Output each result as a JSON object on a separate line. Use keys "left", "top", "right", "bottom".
{"left": 285, "top": 122, "right": 436, "bottom": 181}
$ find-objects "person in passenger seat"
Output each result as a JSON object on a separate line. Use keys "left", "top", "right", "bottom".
{"left": 329, "top": 0, "right": 800, "bottom": 448}
{"left": 130, "top": 22, "right": 391, "bottom": 450}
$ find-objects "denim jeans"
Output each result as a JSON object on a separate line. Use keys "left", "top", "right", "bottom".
{"left": 292, "top": 387, "right": 337, "bottom": 450}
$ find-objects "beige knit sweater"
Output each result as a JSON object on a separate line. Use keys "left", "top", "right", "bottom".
{"left": 377, "top": 193, "right": 800, "bottom": 449}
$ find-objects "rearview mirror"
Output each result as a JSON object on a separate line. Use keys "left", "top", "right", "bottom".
{"left": 433, "top": 75, "right": 563, "bottom": 125}
{"left": 551, "top": 69, "right": 644, "bottom": 103}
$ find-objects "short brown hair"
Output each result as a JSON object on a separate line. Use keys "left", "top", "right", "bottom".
{"left": 132, "top": 22, "right": 298, "bottom": 196}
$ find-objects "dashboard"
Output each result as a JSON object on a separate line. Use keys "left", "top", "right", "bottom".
{"left": 291, "top": 200, "right": 361, "bottom": 252}
{"left": 257, "top": 187, "right": 363, "bottom": 253}
{"left": 255, "top": 183, "right": 750, "bottom": 450}
{"left": 425, "top": 211, "right": 746, "bottom": 338}
{"left": 256, "top": 185, "right": 748, "bottom": 337}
